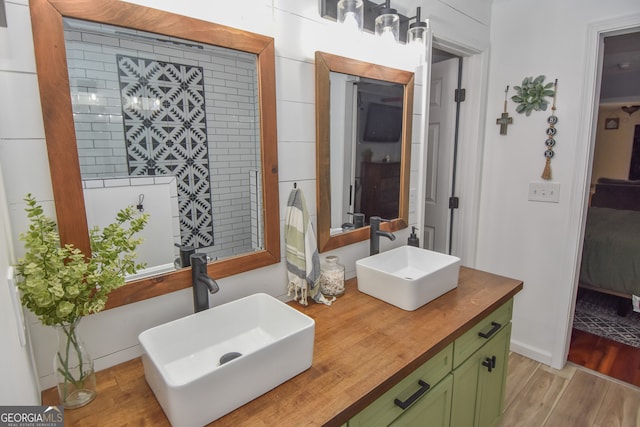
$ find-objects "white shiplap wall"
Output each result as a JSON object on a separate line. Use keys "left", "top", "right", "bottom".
{"left": 0, "top": 0, "right": 491, "bottom": 391}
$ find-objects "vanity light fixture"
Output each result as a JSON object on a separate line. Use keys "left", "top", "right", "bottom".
{"left": 374, "top": 0, "right": 399, "bottom": 43}
{"left": 337, "top": 0, "right": 363, "bottom": 32}
{"left": 407, "top": 7, "right": 429, "bottom": 48}
{"left": 319, "top": 0, "right": 410, "bottom": 43}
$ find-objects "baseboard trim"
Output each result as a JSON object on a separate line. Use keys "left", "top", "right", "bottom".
{"left": 510, "top": 339, "right": 553, "bottom": 366}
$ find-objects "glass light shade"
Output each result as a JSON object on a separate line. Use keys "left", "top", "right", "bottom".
{"left": 337, "top": 0, "right": 363, "bottom": 32}
{"left": 375, "top": 10, "right": 400, "bottom": 43}
{"left": 407, "top": 21, "right": 429, "bottom": 48}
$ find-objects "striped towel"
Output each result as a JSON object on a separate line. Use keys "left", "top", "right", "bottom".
{"left": 285, "top": 188, "right": 334, "bottom": 306}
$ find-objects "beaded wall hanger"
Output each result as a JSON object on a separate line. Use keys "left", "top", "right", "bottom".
{"left": 541, "top": 79, "right": 558, "bottom": 180}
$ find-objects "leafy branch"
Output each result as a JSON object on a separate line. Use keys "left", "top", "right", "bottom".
{"left": 15, "top": 194, "right": 149, "bottom": 325}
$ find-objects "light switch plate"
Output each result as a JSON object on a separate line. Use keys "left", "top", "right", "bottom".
{"left": 528, "top": 182, "right": 560, "bottom": 203}
{"left": 409, "top": 188, "right": 417, "bottom": 213}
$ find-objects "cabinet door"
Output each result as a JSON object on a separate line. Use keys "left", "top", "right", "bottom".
{"left": 390, "top": 374, "right": 453, "bottom": 427}
{"left": 450, "top": 352, "right": 479, "bottom": 427}
{"left": 451, "top": 323, "right": 511, "bottom": 427}
{"left": 475, "top": 323, "right": 511, "bottom": 427}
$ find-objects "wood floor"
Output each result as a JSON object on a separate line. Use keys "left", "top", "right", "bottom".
{"left": 568, "top": 328, "right": 640, "bottom": 387}
{"left": 499, "top": 352, "right": 640, "bottom": 427}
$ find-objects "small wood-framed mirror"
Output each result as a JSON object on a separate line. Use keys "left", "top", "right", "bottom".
{"left": 315, "top": 51, "right": 413, "bottom": 252}
{"left": 29, "top": 0, "right": 280, "bottom": 309}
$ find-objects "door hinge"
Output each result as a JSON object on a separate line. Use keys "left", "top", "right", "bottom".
{"left": 449, "top": 197, "right": 459, "bottom": 209}
{"left": 454, "top": 88, "right": 466, "bottom": 103}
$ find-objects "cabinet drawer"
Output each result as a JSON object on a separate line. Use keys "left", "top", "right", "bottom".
{"left": 390, "top": 374, "right": 453, "bottom": 427}
{"left": 453, "top": 299, "right": 513, "bottom": 368}
{"left": 349, "top": 343, "right": 453, "bottom": 427}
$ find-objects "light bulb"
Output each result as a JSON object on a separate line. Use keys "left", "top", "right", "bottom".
{"left": 380, "top": 27, "right": 397, "bottom": 44}
{"left": 337, "top": 0, "right": 363, "bottom": 32}
{"left": 375, "top": 10, "right": 399, "bottom": 43}
{"left": 342, "top": 11, "right": 359, "bottom": 31}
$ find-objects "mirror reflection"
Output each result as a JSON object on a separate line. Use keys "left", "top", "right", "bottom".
{"left": 315, "top": 51, "right": 413, "bottom": 253}
{"left": 30, "top": 0, "right": 280, "bottom": 310}
{"left": 63, "top": 18, "right": 264, "bottom": 279}
{"left": 329, "top": 72, "right": 404, "bottom": 233}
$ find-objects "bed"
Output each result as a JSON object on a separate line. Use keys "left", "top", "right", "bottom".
{"left": 579, "top": 178, "right": 640, "bottom": 301}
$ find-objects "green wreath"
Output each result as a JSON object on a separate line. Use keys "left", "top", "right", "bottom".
{"left": 511, "top": 75, "right": 555, "bottom": 116}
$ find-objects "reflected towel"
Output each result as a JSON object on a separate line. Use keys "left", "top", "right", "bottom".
{"left": 285, "top": 188, "right": 334, "bottom": 306}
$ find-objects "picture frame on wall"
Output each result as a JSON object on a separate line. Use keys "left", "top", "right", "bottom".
{"left": 604, "top": 118, "right": 619, "bottom": 130}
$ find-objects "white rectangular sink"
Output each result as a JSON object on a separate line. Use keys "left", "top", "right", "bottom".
{"left": 138, "top": 293, "right": 315, "bottom": 427}
{"left": 356, "top": 246, "right": 461, "bottom": 311}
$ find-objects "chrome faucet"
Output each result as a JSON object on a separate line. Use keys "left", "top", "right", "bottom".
{"left": 191, "top": 253, "right": 219, "bottom": 312}
{"left": 369, "top": 216, "right": 396, "bottom": 256}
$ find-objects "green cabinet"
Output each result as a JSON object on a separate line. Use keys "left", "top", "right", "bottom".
{"left": 390, "top": 374, "right": 453, "bottom": 427}
{"left": 451, "top": 324, "right": 511, "bottom": 427}
{"left": 349, "top": 344, "right": 453, "bottom": 427}
{"left": 451, "top": 299, "right": 513, "bottom": 427}
{"left": 348, "top": 299, "right": 513, "bottom": 427}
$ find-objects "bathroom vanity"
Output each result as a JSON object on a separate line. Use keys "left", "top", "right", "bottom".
{"left": 42, "top": 267, "right": 522, "bottom": 426}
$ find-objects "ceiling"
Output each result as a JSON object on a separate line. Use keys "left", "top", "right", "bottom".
{"left": 432, "top": 30, "right": 640, "bottom": 106}
{"left": 600, "top": 31, "right": 640, "bottom": 105}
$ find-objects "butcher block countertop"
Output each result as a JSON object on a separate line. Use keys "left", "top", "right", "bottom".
{"left": 42, "top": 267, "right": 523, "bottom": 426}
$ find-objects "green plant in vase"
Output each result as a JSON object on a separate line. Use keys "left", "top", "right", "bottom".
{"left": 15, "top": 194, "right": 148, "bottom": 408}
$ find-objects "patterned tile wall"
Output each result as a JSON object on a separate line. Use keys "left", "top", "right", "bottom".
{"left": 117, "top": 54, "right": 213, "bottom": 247}
{"left": 64, "top": 20, "right": 262, "bottom": 258}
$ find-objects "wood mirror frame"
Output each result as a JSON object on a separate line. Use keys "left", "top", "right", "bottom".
{"left": 315, "top": 51, "right": 413, "bottom": 252}
{"left": 29, "top": 0, "right": 280, "bottom": 309}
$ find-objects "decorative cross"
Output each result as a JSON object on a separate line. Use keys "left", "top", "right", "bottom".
{"left": 496, "top": 112, "right": 513, "bottom": 135}
{"left": 497, "top": 85, "right": 513, "bottom": 135}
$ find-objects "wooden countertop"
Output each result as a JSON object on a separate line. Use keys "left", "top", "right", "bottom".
{"left": 42, "top": 267, "right": 522, "bottom": 426}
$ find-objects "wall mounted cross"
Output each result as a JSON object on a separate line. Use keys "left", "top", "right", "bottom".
{"left": 496, "top": 85, "right": 512, "bottom": 135}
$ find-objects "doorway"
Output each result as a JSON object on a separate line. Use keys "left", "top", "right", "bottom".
{"left": 423, "top": 48, "right": 461, "bottom": 254}
{"left": 568, "top": 29, "right": 640, "bottom": 387}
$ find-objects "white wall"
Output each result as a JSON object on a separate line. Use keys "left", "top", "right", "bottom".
{"left": 1, "top": 0, "right": 494, "bottom": 393}
{"left": 477, "top": 0, "right": 640, "bottom": 368}
{"left": 0, "top": 167, "right": 40, "bottom": 404}
{"left": 592, "top": 105, "right": 640, "bottom": 183}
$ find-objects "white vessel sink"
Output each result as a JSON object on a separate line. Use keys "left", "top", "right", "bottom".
{"left": 356, "top": 246, "right": 461, "bottom": 311}
{"left": 138, "top": 293, "right": 315, "bottom": 427}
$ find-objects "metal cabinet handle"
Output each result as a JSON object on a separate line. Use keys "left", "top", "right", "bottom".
{"left": 478, "top": 321, "right": 501, "bottom": 339}
{"left": 482, "top": 356, "right": 497, "bottom": 373}
{"left": 394, "top": 380, "right": 431, "bottom": 410}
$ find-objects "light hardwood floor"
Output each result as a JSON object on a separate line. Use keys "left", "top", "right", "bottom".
{"left": 499, "top": 352, "right": 640, "bottom": 427}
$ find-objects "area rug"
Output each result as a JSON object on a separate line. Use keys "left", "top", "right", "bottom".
{"left": 572, "top": 288, "right": 640, "bottom": 348}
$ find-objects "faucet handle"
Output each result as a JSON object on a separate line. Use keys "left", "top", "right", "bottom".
{"left": 371, "top": 216, "right": 392, "bottom": 223}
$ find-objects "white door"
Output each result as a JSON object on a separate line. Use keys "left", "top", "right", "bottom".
{"left": 423, "top": 58, "right": 458, "bottom": 253}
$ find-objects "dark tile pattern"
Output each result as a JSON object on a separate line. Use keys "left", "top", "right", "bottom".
{"left": 117, "top": 54, "right": 213, "bottom": 247}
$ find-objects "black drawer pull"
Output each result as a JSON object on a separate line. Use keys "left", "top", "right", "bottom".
{"left": 482, "top": 356, "right": 497, "bottom": 372}
{"left": 478, "top": 321, "right": 501, "bottom": 339}
{"left": 394, "top": 380, "right": 431, "bottom": 410}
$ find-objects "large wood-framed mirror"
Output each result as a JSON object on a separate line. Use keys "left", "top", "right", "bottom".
{"left": 29, "top": 0, "right": 280, "bottom": 309}
{"left": 315, "top": 51, "right": 413, "bottom": 252}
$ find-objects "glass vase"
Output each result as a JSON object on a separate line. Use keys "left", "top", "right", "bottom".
{"left": 53, "top": 319, "right": 96, "bottom": 409}
{"left": 320, "top": 255, "right": 345, "bottom": 297}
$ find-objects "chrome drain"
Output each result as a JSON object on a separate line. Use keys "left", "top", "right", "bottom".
{"left": 219, "top": 352, "right": 242, "bottom": 365}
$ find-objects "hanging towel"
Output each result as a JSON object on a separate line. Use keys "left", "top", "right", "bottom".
{"left": 285, "top": 188, "right": 335, "bottom": 306}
